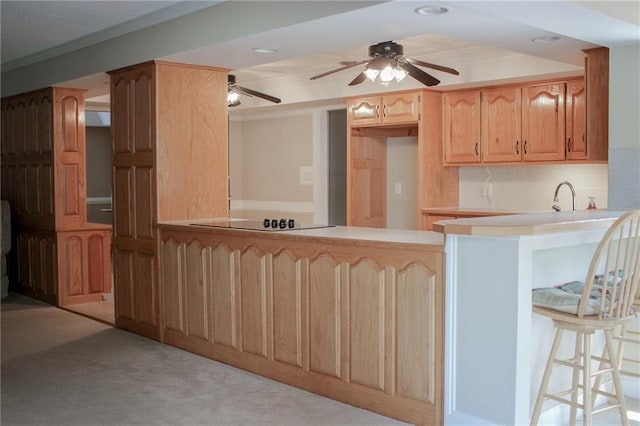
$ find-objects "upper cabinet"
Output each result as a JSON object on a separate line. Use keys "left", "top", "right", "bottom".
{"left": 480, "top": 87, "right": 522, "bottom": 163}
{"left": 443, "top": 91, "right": 481, "bottom": 164}
{"left": 348, "top": 91, "right": 420, "bottom": 126}
{"left": 443, "top": 55, "right": 608, "bottom": 167}
{"left": 521, "top": 83, "right": 565, "bottom": 162}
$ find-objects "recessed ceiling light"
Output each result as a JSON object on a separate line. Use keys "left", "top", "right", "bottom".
{"left": 415, "top": 5, "right": 449, "bottom": 15}
{"left": 252, "top": 47, "right": 278, "bottom": 54}
{"left": 531, "top": 36, "right": 561, "bottom": 43}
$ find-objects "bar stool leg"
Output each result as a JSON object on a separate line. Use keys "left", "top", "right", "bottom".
{"left": 570, "top": 332, "right": 582, "bottom": 425}
{"left": 583, "top": 333, "right": 592, "bottom": 426}
{"left": 531, "top": 327, "right": 565, "bottom": 426}
{"left": 605, "top": 328, "right": 630, "bottom": 426}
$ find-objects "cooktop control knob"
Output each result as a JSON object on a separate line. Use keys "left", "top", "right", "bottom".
{"left": 263, "top": 218, "right": 270, "bottom": 228}
{"left": 288, "top": 219, "right": 295, "bottom": 228}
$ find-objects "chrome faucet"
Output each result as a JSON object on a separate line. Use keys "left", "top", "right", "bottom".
{"left": 552, "top": 181, "right": 576, "bottom": 211}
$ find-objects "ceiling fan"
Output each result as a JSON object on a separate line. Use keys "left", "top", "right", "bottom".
{"left": 227, "top": 74, "right": 281, "bottom": 107}
{"left": 310, "top": 41, "right": 459, "bottom": 87}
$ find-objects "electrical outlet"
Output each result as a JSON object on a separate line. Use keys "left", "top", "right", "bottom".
{"left": 483, "top": 183, "right": 493, "bottom": 198}
{"left": 394, "top": 183, "right": 402, "bottom": 194}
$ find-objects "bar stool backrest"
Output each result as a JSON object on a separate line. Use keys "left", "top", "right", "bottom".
{"left": 579, "top": 210, "right": 640, "bottom": 319}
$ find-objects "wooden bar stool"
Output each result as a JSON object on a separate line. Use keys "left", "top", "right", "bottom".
{"left": 530, "top": 210, "right": 640, "bottom": 426}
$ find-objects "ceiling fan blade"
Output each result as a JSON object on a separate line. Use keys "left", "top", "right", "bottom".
{"left": 348, "top": 72, "right": 367, "bottom": 86}
{"left": 232, "top": 85, "right": 281, "bottom": 104}
{"left": 399, "top": 62, "right": 440, "bottom": 86}
{"left": 310, "top": 60, "right": 367, "bottom": 80}
{"left": 406, "top": 58, "right": 459, "bottom": 76}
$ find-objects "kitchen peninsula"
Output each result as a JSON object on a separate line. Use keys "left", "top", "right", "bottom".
{"left": 158, "top": 219, "right": 445, "bottom": 425}
{"left": 433, "top": 209, "right": 633, "bottom": 425}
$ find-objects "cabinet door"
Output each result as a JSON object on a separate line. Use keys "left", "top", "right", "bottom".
{"left": 481, "top": 87, "right": 522, "bottom": 163}
{"left": 443, "top": 91, "right": 481, "bottom": 164}
{"left": 522, "top": 83, "right": 565, "bottom": 161}
{"left": 382, "top": 92, "right": 420, "bottom": 124}
{"left": 348, "top": 97, "right": 381, "bottom": 126}
{"left": 566, "top": 80, "right": 586, "bottom": 160}
{"left": 348, "top": 134, "right": 386, "bottom": 228}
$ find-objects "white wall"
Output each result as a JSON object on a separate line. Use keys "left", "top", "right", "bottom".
{"left": 386, "top": 136, "right": 418, "bottom": 229}
{"left": 608, "top": 44, "right": 640, "bottom": 209}
{"left": 229, "top": 113, "right": 315, "bottom": 222}
{"left": 459, "top": 164, "right": 608, "bottom": 212}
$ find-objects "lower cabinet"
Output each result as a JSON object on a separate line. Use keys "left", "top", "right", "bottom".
{"left": 159, "top": 226, "right": 444, "bottom": 425}
{"left": 14, "top": 225, "right": 112, "bottom": 306}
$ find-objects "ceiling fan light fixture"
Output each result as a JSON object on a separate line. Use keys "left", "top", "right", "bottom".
{"left": 227, "top": 90, "right": 241, "bottom": 107}
{"left": 364, "top": 68, "right": 379, "bottom": 82}
{"left": 379, "top": 65, "right": 396, "bottom": 83}
{"left": 415, "top": 5, "right": 449, "bottom": 15}
{"left": 394, "top": 67, "right": 408, "bottom": 82}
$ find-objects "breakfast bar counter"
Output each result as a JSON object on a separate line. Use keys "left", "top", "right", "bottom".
{"left": 433, "top": 209, "right": 632, "bottom": 425}
{"left": 156, "top": 220, "right": 445, "bottom": 425}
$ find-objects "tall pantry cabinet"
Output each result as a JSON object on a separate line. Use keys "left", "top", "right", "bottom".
{"left": 1, "top": 87, "right": 112, "bottom": 306}
{"left": 109, "top": 61, "right": 229, "bottom": 340}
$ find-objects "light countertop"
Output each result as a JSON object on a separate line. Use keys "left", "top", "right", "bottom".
{"left": 432, "top": 209, "right": 629, "bottom": 237}
{"left": 420, "top": 207, "right": 518, "bottom": 216}
{"left": 158, "top": 219, "right": 444, "bottom": 247}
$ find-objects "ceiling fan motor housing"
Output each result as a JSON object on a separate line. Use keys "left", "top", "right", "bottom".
{"left": 369, "top": 41, "right": 403, "bottom": 58}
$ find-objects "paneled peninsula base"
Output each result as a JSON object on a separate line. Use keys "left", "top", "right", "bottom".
{"left": 158, "top": 224, "right": 444, "bottom": 425}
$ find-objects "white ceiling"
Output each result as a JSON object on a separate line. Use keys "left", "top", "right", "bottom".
{"left": 1, "top": 1, "right": 639, "bottom": 112}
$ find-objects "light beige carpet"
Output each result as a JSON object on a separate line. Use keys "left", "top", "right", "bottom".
{"left": 1, "top": 293, "right": 407, "bottom": 426}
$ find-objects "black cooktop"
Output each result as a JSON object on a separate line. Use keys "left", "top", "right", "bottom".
{"left": 190, "top": 219, "right": 335, "bottom": 232}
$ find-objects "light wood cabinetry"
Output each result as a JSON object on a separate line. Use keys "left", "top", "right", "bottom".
{"left": 347, "top": 90, "right": 459, "bottom": 228}
{"left": 481, "top": 86, "right": 522, "bottom": 163}
{"left": 583, "top": 47, "right": 609, "bottom": 161}
{"left": 108, "top": 60, "right": 229, "bottom": 341}
{"left": 443, "top": 91, "right": 481, "bottom": 164}
{"left": 444, "top": 61, "right": 608, "bottom": 166}
{"left": 521, "top": 83, "right": 565, "bottom": 161}
{"left": 348, "top": 92, "right": 420, "bottom": 126}
{"left": 159, "top": 224, "right": 444, "bottom": 425}
{"left": 566, "top": 80, "right": 587, "bottom": 160}
{"left": 1, "top": 87, "right": 112, "bottom": 306}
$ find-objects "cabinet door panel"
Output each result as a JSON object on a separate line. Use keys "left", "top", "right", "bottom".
{"left": 481, "top": 87, "right": 522, "bottom": 163}
{"left": 273, "top": 250, "right": 303, "bottom": 367}
{"left": 114, "top": 249, "right": 135, "bottom": 321}
{"left": 522, "top": 83, "right": 565, "bottom": 161}
{"left": 240, "top": 248, "right": 268, "bottom": 357}
{"left": 383, "top": 92, "right": 420, "bottom": 124}
{"left": 348, "top": 97, "right": 381, "bottom": 125}
{"left": 396, "top": 264, "right": 436, "bottom": 403}
{"left": 349, "top": 259, "right": 385, "bottom": 391}
{"left": 309, "top": 255, "right": 341, "bottom": 378}
{"left": 566, "top": 80, "right": 586, "bottom": 160}
{"left": 443, "top": 91, "right": 481, "bottom": 164}
{"left": 162, "top": 239, "right": 184, "bottom": 333}
{"left": 211, "top": 244, "right": 237, "bottom": 348}
{"left": 348, "top": 135, "right": 386, "bottom": 227}
{"left": 185, "top": 241, "right": 208, "bottom": 340}
{"left": 136, "top": 253, "right": 157, "bottom": 327}
{"left": 61, "top": 235, "right": 84, "bottom": 297}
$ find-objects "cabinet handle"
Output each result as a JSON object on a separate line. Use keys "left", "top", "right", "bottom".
{"left": 377, "top": 105, "right": 381, "bottom": 118}
{"left": 382, "top": 104, "right": 386, "bottom": 118}
{"left": 567, "top": 138, "right": 572, "bottom": 152}
{"left": 516, "top": 140, "right": 520, "bottom": 154}
{"left": 524, "top": 140, "right": 528, "bottom": 155}
{"left": 475, "top": 142, "right": 479, "bottom": 156}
